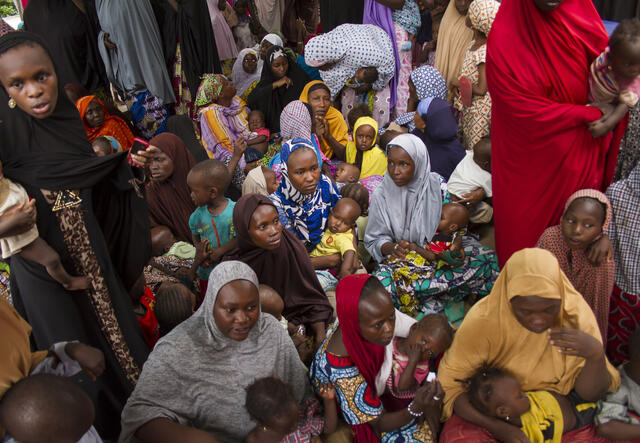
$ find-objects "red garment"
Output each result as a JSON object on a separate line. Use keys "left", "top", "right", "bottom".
{"left": 138, "top": 286, "right": 159, "bottom": 349}
{"left": 76, "top": 95, "right": 135, "bottom": 151}
{"left": 486, "top": 0, "right": 627, "bottom": 266}
{"left": 336, "top": 274, "right": 384, "bottom": 443}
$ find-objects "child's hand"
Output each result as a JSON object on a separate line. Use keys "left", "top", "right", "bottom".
{"left": 195, "top": 239, "right": 212, "bottom": 267}
{"left": 407, "top": 343, "right": 423, "bottom": 361}
{"left": 209, "top": 246, "right": 225, "bottom": 264}
{"left": 65, "top": 342, "right": 106, "bottom": 381}
{"left": 586, "top": 234, "right": 612, "bottom": 267}
{"left": 317, "top": 382, "right": 336, "bottom": 400}
{"left": 549, "top": 328, "right": 604, "bottom": 361}
{"left": 588, "top": 119, "right": 612, "bottom": 138}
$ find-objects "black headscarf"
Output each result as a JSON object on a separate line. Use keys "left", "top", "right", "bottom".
{"left": 319, "top": 0, "right": 363, "bottom": 33}
{"left": 165, "top": 115, "right": 209, "bottom": 163}
{"left": 247, "top": 45, "right": 310, "bottom": 132}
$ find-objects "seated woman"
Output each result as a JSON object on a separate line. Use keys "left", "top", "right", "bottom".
{"left": 365, "top": 134, "right": 498, "bottom": 317}
{"left": 145, "top": 133, "right": 196, "bottom": 244}
{"left": 224, "top": 194, "right": 333, "bottom": 347}
{"left": 299, "top": 80, "right": 348, "bottom": 161}
{"left": 258, "top": 33, "right": 284, "bottom": 61}
{"left": 438, "top": 248, "right": 620, "bottom": 443}
{"left": 247, "top": 45, "right": 310, "bottom": 132}
{"left": 232, "top": 48, "right": 263, "bottom": 101}
{"left": 119, "top": 261, "right": 311, "bottom": 442}
{"left": 310, "top": 274, "right": 443, "bottom": 441}
{"left": 76, "top": 95, "right": 134, "bottom": 151}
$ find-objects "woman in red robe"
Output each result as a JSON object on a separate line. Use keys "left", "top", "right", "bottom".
{"left": 487, "top": 0, "right": 627, "bottom": 266}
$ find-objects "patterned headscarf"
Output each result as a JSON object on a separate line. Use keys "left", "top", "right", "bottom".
{"left": 410, "top": 66, "right": 447, "bottom": 101}
{"left": 269, "top": 138, "right": 341, "bottom": 247}
{"left": 195, "top": 74, "right": 225, "bottom": 112}
{"left": 280, "top": 100, "right": 313, "bottom": 141}
{"left": 563, "top": 189, "right": 611, "bottom": 233}
{"left": 468, "top": 0, "right": 500, "bottom": 36}
{"left": 269, "top": 46, "right": 287, "bottom": 64}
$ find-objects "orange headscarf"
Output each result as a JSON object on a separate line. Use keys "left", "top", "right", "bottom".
{"left": 76, "top": 95, "right": 135, "bottom": 151}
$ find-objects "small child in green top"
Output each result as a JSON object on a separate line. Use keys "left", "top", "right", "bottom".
{"left": 187, "top": 160, "right": 238, "bottom": 284}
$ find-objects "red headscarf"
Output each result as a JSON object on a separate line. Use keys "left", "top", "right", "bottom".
{"left": 487, "top": 0, "right": 627, "bottom": 266}
{"left": 76, "top": 95, "right": 135, "bottom": 151}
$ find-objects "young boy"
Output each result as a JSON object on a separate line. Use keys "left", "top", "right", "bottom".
{"left": 334, "top": 162, "right": 361, "bottom": 186}
{"left": 309, "top": 198, "right": 361, "bottom": 279}
{"left": 187, "top": 160, "right": 237, "bottom": 294}
{"left": 447, "top": 136, "right": 493, "bottom": 224}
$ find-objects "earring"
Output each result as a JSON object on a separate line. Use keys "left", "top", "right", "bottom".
{"left": 505, "top": 416, "right": 510, "bottom": 421}
{"left": 8, "top": 98, "right": 16, "bottom": 109}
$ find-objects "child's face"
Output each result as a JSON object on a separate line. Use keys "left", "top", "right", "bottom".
{"left": 561, "top": 198, "right": 605, "bottom": 251}
{"left": 327, "top": 202, "right": 359, "bottom": 234}
{"left": 610, "top": 40, "right": 640, "bottom": 79}
{"left": 334, "top": 163, "right": 359, "bottom": 184}
{"left": 92, "top": 140, "right": 111, "bottom": 157}
{"left": 187, "top": 170, "right": 215, "bottom": 208}
{"left": 248, "top": 112, "right": 265, "bottom": 131}
{"left": 266, "top": 400, "right": 299, "bottom": 436}
{"left": 407, "top": 326, "right": 450, "bottom": 360}
{"left": 492, "top": 376, "right": 531, "bottom": 420}
{"left": 355, "top": 124, "right": 376, "bottom": 151}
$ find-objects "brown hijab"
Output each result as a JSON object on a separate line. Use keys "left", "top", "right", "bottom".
{"left": 145, "top": 133, "right": 196, "bottom": 243}
{"left": 224, "top": 194, "right": 333, "bottom": 326}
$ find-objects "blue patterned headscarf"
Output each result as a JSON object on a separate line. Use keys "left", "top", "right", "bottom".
{"left": 269, "top": 138, "right": 341, "bottom": 247}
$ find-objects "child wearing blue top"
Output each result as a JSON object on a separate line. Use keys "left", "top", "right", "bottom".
{"left": 187, "top": 160, "right": 237, "bottom": 294}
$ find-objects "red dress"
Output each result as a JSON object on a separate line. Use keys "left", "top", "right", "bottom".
{"left": 486, "top": 0, "right": 627, "bottom": 266}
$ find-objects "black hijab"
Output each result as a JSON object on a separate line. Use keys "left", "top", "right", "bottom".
{"left": 165, "top": 115, "right": 209, "bottom": 163}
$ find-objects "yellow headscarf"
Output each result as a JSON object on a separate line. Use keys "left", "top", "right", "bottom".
{"left": 438, "top": 248, "right": 620, "bottom": 419}
{"left": 299, "top": 80, "right": 349, "bottom": 159}
{"left": 345, "top": 116, "right": 387, "bottom": 179}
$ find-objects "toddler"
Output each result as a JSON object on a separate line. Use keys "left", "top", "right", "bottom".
{"left": 0, "top": 162, "right": 88, "bottom": 291}
{"left": 589, "top": 18, "right": 640, "bottom": 138}
{"left": 596, "top": 329, "right": 640, "bottom": 440}
{"left": 334, "top": 162, "right": 360, "bottom": 186}
{"left": 310, "top": 198, "right": 361, "bottom": 279}
{"left": 466, "top": 366, "right": 597, "bottom": 442}
{"left": 247, "top": 109, "right": 269, "bottom": 153}
{"left": 447, "top": 136, "right": 493, "bottom": 224}
{"left": 187, "top": 160, "right": 237, "bottom": 294}
{"left": 393, "top": 0, "right": 422, "bottom": 51}
{"left": 345, "top": 116, "right": 388, "bottom": 179}
{"left": 154, "top": 282, "right": 197, "bottom": 337}
{"left": 386, "top": 314, "right": 453, "bottom": 399}
{"left": 245, "top": 376, "right": 337, "bottom": 443}
{"left": 259, "top": 283, "right": 285, "bottom": 325}
{"left": 0, "top": 374, "right": 101, "bottom": 443}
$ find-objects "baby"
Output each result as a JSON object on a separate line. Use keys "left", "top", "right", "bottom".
{"left": 589, "top": 18, "right": 640, "bottom": 137}
{"left": 309, "top": 198, "right": 361, "bottom": 279}
{"left": 245, "top": 376, "right": 337, "bottom": 443}
{"left": 0, "top": 162, "right": 88, "bottom": 291}
{"left": 0, "top": 374, "right": 101, "bottom": 443}
{"left": 154, "top": 282, "right": 197, "bottom": 337}
{"left": 447, "top": 137, "right": 493, "bottom": 224}
{"left": 466, "top": 366, "right": 597, "bottom": 442}
{"left": 259, "top": 283, "right": 285, "bottom": 326}
{"left": 91, "top": 136, "right": 114, "bottom": 156}
{"left": 247, "top": 109, "right": 269, "bottom": 153}
{"left": 424, "top": 203, "right": 469, "bottom": 268}
{"left": 334, "top": 162, "right": 360, "bottom": 186}
{"left": 387, "top": 314, "right": 453, "bottom": 399}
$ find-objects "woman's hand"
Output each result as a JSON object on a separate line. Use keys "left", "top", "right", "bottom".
{"left": 64, "top": 342, "right": 106, "bottom": 381}
{"left": 1, "top": 200, "right": 37, "bottom": 236}
{"left": 413, "top": 380, "right": 444, "bottom": 412}
{"left": 232, "top": 137, "right": 248, "bottom": 158}
{"left": 457, "top": 188, "right": 485, "bottom": 209}
{"left": 130, "top": 145, "right": 161, "bottom": 169}
{"left": 586, "top": 234, "right": 612, "bottom": 266}
{"left": 273, "top": 76, "right": 293, "bottom": 89}
{"left": 549, "top": 328, "right": 604, "bottom": 360}
{"left": 313, "top": 115, "right": 327, "bottom": 138}
{"left": 103, "top": 33, "right": 117, "bottom": 51}
{"left": 390, "top": 241, "right": 409, "bottom": 259}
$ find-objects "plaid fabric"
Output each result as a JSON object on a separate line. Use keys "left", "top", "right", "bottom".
{"left": 281, "top": 397, "right": 324, "bottom": 442}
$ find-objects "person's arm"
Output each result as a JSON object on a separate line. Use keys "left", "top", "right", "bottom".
{"left": 210, "top": 238, "right": 238, "bottom": 263}
{"left": 247, "top": 135, "right": 267, "bottom": 146}
{"left": 136, "top": 418, "right": 220, "bottom": 443}
{"left": 309, "top": 253, "right": 342, "bottom": 270}
{"left": 472, "top": 64, "right": 488, "bottom": 96}
{"left": 228, "top": 138, "right": 248, "bottom": 177}
{"left": 317, "top": 383, "right": 339, "bottom": 434}
{"left": 188, "top": 239, "right": 211, "bottom": 282}
{"left": 338, "top": 250, "right": 356, "bottom": 279}
{"left": 381, "top": 241, "right": 410, "bottom": 259}
{"left": 588, "top": 102, "right": 630, "bottom": 138}
{"left": 0, "top": 200, "right": 37, "bottom": 237}
{"left": 374, "top": 0, "right": 406, "bottom": 9}
{"left": 596, "top": 421, "right": 640, "bottom": 440}
{"left": 408, "top": 242, "right": 437, "bottom": 261}
{"left": 396, "top": 344, "right": 422, "bottom": 392}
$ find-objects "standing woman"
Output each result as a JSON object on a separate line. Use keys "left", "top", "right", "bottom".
{"left": 0, "top": 32, "right": 149, "bottom": 434}
{"left": 487, "top": 0, "right": 627, "bottom": 266}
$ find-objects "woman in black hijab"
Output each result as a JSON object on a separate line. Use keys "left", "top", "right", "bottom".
{"left": 0, "top": 32, "right": 149, "bottom": 437}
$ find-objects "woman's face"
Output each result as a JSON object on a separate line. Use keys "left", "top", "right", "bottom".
{"left": 533, "top": 0, "right": 563, "bottom": 11}
{"left": 287, "top": 148, "right": 320, "bottom": 195}
{"left": 149, "top": 149, "right": 174, "bottom": 182}
{"left": 219, "top": 77, "right": 237, "bottom": 101}
{"left": 358, "top": 288, "right": 396, "bottom": 347}
{"left": 454, "top": 0, "right": 472, "bottom": 15}
{"left": 271, "top": 56, "right": 289, "bottom": 79}
{"left": 510, "top": 296, "right": 561, "bottom": 334}
{"left": 249, "top": 204, "right": 283, "bottom": 250}
{"left": 243, "top": 52, "right": 258, "bottom": 74}
{"left": 260, "top": 40, "right": 273, "bottom": 60}
{"left": 308, "top": 87, "right": 331, "bottom": 118}
{"left": 0, "top": 43, "right": 58, "bottom": 119}
{"left": 213, "top": 280, "right": 260, "bottom": 341}
{"left": 84, "top": 100, "right": 104, "bottom": 128}
{"left": 387, "top": 146, "right": 415, "bottom": 187}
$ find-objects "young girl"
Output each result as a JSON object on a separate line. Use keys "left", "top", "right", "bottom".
{"left": 453, "top": 0, "right": 500, "bottom": 149}
{"left": 536, "top": 189, "right": 614, "bottom": 341}
{"left": 345, "top": 116, "right": 387, "bottom": 179}
{"left": 589, "top": 18, "right": 640, "bottom": 138}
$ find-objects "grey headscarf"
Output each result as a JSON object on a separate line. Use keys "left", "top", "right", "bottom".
{"left": 119, "top": 261, "right": 309, "bottom": 443}
{"left": 365, "top": 133, "right": 443, "bottom": 263}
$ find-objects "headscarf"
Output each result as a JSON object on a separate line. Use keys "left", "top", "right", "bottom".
{"left": 412, "top": 97, "right": 466, "bottom": 180}
{"left": 224, "top": 195, "right": 333, "bottom": 325}
{"left": 261, "top": 33, "right": 284, "bottom": 48}
{"left": 468, "top": 0, "right": 500, "bottom": 35}
{"left": 145, "top": 133, "right": 196, "bottom": 244}
{"left": 241, "top": 166, "right": 268, "bottom": 196}
{"left": 119, "top": 261, "right": 310, "bottom": 443}
{"left": 345, "top": 116, "right": 388, "bottom": 179}
{"left": 165, "top": 115, "right": 209, "bottom": 163}
{"left": 232, "top": 48, "right": 263, "bottom": 97}
{"left": 277, "top": 100, "right": 325, "bottom": 169}
{"left": 269, "top": 138, "right": 341, "bottom": 247}
{"left": 438, "top": 248, "right": 620, "bottom": 419}
{"left": 394, "top": 65, "right": 447, "bottom": 129}
{"left": 299, "top": 80, "right": 349, "bottom": 159}
{"left": 365, "top": 134, "right": 443, "bottom": 263}
{"left": 194, "top": 73, "right": 225, "bottom": 114}
{"left": 75, "top": 95, "right": 134, "bottom": 150}
{"left": 536, "top": 189, "right": 614, "bottom": 340}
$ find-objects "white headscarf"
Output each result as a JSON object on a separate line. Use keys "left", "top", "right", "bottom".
{"left": 232, "top": 48, "right": 263, "bottom": 97}
{"left": 261, "top": 33, "right": 284, "bottom": 48}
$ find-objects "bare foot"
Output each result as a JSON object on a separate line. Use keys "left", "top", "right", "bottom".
{"left": 64, "top": 276, "right": 90, "bottom": 291}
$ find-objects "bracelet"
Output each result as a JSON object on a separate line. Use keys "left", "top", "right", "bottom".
{"left": 407, "top": 400, "right": 423, "bottom": 417}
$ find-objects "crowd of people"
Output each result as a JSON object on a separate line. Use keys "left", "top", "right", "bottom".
{"left": 0, "top": 0, "right": 638, "bottom": 442}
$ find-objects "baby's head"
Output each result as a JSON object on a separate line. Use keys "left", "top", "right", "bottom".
{"left": 327, "top": 197, "right": 361, "bottom": 234}
{"left": 262, "top": 167, "right": 279, "bottom": 194}
{"left": 150, "top": 226, "right": 176, "bottom": 257}
{"left": 609, "top": 18, "right": 640, "bottom": 80}
{"left": 341, "top": 182, "right": 370, "bottom": 217}
{"left": 248, "top": 110, "right": 266, "bottom": 131}
{"left": 438, "top": 203, "right": 469, "bottom": 235}
{"left": 561, "top": 196, "right": 607, "bottom": 251}
{"left": 245, "top": 376, "right": 299, "bottom": 437}
{"left": 154, "top": 282, "right": 197, "bottom": 337}
{"left": 334, "top": 162, "right": 360, "bottom": 184}
{"left": 187, "top": 159, "right": 231, "bottom": 208}
{"left": 259, "top": 284, "right": 284, "bottom": 320}
{"left": 379, "top": 129, "right": 401, "bottom": 153}
{"left": 347, "top": 103, "right": 373, "bottom": 133}
{"left": 0, "top": 374, "right": 94, "bottom": 443}
{"left": 406, "top": 313, "right": 454, "bottom": 360}
{"left": 473, "top": 136, "right": 491, "bottom": 173}
{"left": 353, "top": 117, "right": 378, "bottom": 152}
{"left": 467, "top": 366, "right": 531, "bottom": 423}
{"left": 92, "top": 136, "right": 113, "bottom": 157}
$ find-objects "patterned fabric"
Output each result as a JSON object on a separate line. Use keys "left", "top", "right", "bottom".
{"left": 615, "top": 102, "right": 640, "bottom": 181}
{"left": 393, "top": 22, "right": 412, "bottom": 115}
{"left": 392, "top": 0, "right": 421, "bottom": 36}
{"left": 280, "top": 100, "right": 314, "bottom": 141}
{"left": 341, "top": 86, "right": 392, "bottom": 129}
{"left": 590, "top": 47, "right": 640, "bottom": 108}
{"left": 270, "top": 139, "right": 341, "bottom": 247}
{"left": 171, "top": 43, "right": 194, "bottom": 119}
{"left": 387, "top": 337, "right": 430, "bottom": 399}
{"left": 536, "top": 189, "right": 615, "bottom": 340}
{"left": 360, "top": 175, "right": 384, "bottom": 203}
{"left": 143, "top": 255, "right": 196, "bottom": 295}
{"left": 607, "top": 285, "right": 640, "bottom": 365}
{"left": 124, "top": 90, "right": 169, "bottom": 139}
{"left": 281, "top": 397, "right": 325, "bottom": 442}
{"left": 0, "top": 261, "right": 10, "bottom": 304}
{"left": 467, "top": 0, "right": 500, "bottom": 36}
{"left": 395, "top": 66, "right": 447, "bottom": 130}
{"left": 195, "top": 74, "right": 225, "bottom": 115}
{"left": 75, "top": 96, "right": 134, "bottom": 150}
